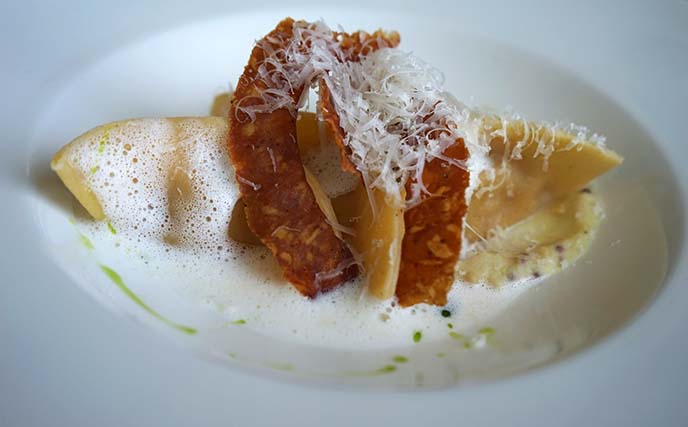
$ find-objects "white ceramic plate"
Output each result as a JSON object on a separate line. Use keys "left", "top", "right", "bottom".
{"left": 2, "top": 1, "right": 687, "bottom": 425}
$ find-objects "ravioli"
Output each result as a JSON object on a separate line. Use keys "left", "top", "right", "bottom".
{"left": 464, "top": 115, "right": 622, "bottom": 245}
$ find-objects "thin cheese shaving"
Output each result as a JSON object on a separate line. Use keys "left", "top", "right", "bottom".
{"left": 236, "top": 175, "right": 261, "bottom": 191}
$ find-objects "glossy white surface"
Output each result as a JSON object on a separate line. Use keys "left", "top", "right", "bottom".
{"left": 1, "top": 0, "right": 687, "bottom": 425}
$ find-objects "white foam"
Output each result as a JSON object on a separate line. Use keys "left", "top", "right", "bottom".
{"left": 84, "top": 214, "right": 538, "bottom": 349}
{"left": 64, "top": 116, "right": 538, "bottom": 349}
{"left": 67, "top": 117, "right": 240, "bottom": 258}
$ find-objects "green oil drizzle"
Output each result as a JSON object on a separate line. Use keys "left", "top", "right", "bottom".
{"left": 449, "top": 332, "right": 465, "bottom": 340}
{"left": 268, "top": 362, "right": 294, "bottom": 372}
{"left": 230, "top": 319, "right": 247, "bottom": 325}
{"left": 91, "top": 126, "right": 111, "bottom": 174}
{"left": 345, "top": 365, "right": 398, "bottom": 377}
{"left": 479, "top": 327, "right": 495, "bottom": 336}
{"left": 449, "top": 328, "right": 495, "bottom": 349}
{"left": 97, "top": 129, "right": 109, "bottom": 154}
{"left": 392, "top": 355, "right": 408, "bottom": 363}
{"left": 479, "top": 326, "right": 497, "bottom": 346}
{"left": 377, "top": 365, "right": 397, "bottom": 374}
{"left": 79, "top": 234, "right": 94, "bottom": 250}
{"left": 99, "top": 265, "right": 197, "bottom": 335}
{"left": 449, "top": 331, "right": 474, "bottom": 349}
{"left": 436, "top": 352, "right": 447, "bottom": 358}
{"left": 447, "top": 323, "right": 454, "bottom": 329}
{"left": 413, "top": 330, "right": 422, "bottom": 343}
{"left": 107, "top": 222, "right": 117, "bottom": 235}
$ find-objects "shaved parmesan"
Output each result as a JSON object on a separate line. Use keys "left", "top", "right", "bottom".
{"left": 240, "top": 19, "right": 609, "bottom": 210}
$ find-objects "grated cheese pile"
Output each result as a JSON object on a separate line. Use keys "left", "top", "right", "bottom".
{"left": 237, "top": 20, "right": 607, "bottom": 208}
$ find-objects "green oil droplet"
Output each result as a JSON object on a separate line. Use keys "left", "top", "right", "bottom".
{"left": 436, "top": 352, "right": 447, "bottom": 358}
{"left": 344, "top": 364, "right": 398, "bottom": 377}
{"left": 231, "top": 319, "right": 247, "bottom": 325}
{"left": 99, "top": 265, "right": 196, "bottom": 335}
{"left": 392, "top": 355, "right": 408, "bottom": 363}
{"left": 479, "top": 327, "right": 495, "bottom": 336}
{"left": 107, "top": 222, "right": 117, "bottom": 235}
{"left": 79, "top": 234, "right": 94, "bottom": 250}
{"left": 413, "top": 330, "right": 422, "bottom": 343}
{"left": 97, "top": 129, "right": 109, "bottom": 154}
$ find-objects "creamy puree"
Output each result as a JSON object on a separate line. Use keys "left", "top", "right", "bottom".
{"left": 458, "top": 190, "right": 602, "bottom": 285}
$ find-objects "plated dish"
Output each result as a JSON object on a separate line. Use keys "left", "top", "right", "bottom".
{"left": 30, "top": 13, "right": 671, "bottom": 389}
{"left": 7, "top": 3, "right": 687, "bottom": 426}
{"left": 52, "top": 17, "right": 621, "bottom": 306}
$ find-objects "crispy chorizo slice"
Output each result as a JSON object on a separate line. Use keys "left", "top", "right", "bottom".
{"left": 228, "top": 19, "right": 398, "bottom": 297}
{"left": 322, "top": 93, "right": 470, "bottom": 306}
{"left": 335, "top": 29, "right": 401, "bottom": 61}
{"left": 319, "top": 34, "right": 469, "bottom": 306}
{"left": 228, "top": 19, "right": 356, "bottom": 297}
{"left": 319, "top": 80, "right": 359, "bottom": 175}
{"left": 396, "top": 142, "right": 470, "bottom": 307}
